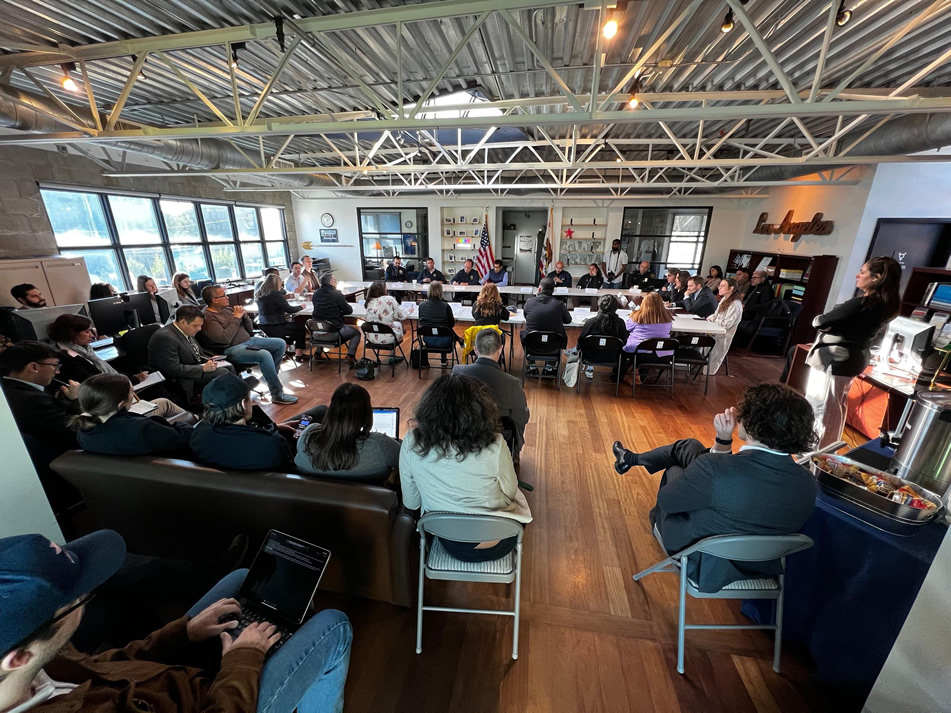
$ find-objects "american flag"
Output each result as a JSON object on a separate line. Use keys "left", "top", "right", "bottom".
{"left": 474, "top": 213, "right": 494, "bottom": 277}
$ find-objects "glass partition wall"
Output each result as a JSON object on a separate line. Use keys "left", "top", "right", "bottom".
{"left": 618, "top": 207, "right": 712, "bottom": 277}
{"left": 357, "top": 208, "right": 428, "bottom": 280}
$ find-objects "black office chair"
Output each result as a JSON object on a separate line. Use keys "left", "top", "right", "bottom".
{"left": 745, "top": 300, "right": 803, "bottom": 357}
{"left": 416, "top": 326, "right": 459, "bottom": 377}
{"left": 361, "top": 321, "right": 407, "bottom": 376}
{"left": 116, "top": 323, "right": 161, "bottom": 372}
{"left": 674, "top": 334, "right": 717, "bottom": 395}
{"left": 632, "top": 337, "right": 680, "bottom": 399}
{"left": 577, "top": 334, "right": 624, "bottom": 397}
{"left": 306, "top": 319, "right": 345, "bottom": 373}
{"left": 520, "top": 331, "right": 567, "bottom": 390}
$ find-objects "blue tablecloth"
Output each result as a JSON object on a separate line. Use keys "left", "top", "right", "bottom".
{"left": 743, "top": 476, "right": 947, "bottom": 701}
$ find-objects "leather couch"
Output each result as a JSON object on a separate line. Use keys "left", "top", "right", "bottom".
{"left": 51, "top": 451, "right": 416, "bottom": 608}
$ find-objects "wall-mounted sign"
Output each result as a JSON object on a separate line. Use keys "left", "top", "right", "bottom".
{"left": 753, "top": 211, "right": 835, "bottom": 242}
{"left": 319, "top": 229, "right": 338, "bottom": 243}
{"left": 301, "top": 241, "right": 313, "bottom": 251}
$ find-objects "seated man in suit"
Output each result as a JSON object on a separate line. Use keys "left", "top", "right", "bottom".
{"left": 0, "top": 530, "right": 352, "bottom": 713}
{"left": 547, "top": 260, "right": 572, "bottom": 289}
{"left": 657, "top": 267, "right": 679, "bottom": 303}
{"left": 452, "top": 328, "right": 529, "bottom": 456}
{"left": 10, "top": 283, "right": 47, "bottom": 309}
{"left": 611, "top": 383, "right": 817, "bottom": 592}
{"left": 632, "top": 260, "right": 656, "bottom": 292}
{"left": 679, "top": 275, "right": 718, "bottom": 318}
{"left": 451, "top": 259, "right": 481, "bottom": 286}
{"left": 521, "top": 278, "right": 571, "bottom": 376}
{"left": 0, "top": 341, "right": 81, "bottom": 464}
{"left": 418, "top": 256, "right": 446, "bottom": 284}
{"left": 147, "top": 305, "right": 233, "bottom": 400}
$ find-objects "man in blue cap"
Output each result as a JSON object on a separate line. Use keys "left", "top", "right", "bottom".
{"left": 0, "top": 530, "right": 352, "bottom": 713}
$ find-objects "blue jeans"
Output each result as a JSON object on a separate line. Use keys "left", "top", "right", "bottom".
{"left": 225, "top": 337, "right": 287, "bottom": 396}
{"left": 187, "top": 569, "right": 352, "bottom": 713}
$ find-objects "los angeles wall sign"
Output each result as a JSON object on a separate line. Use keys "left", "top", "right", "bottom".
{"left": 752, "top": 211, "right": 834, "bottom": 242}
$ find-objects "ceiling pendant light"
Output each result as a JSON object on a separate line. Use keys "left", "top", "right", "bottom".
{"left": 603, "top": 18, "right": 619, "bottom": 40}
{"left": 60, "top": 63, "right": 79, "bottom": 92}
{"left": 230, "top": 42, "right": 246, "bottom": 69}
{"left": 835, "top": 1, "right": 852, "bottom": 26}
{"left": 721, "top": 9, "right": 735, "bottom": 33}
{"left": 627, "top": 78, "right": 640, "bottom": 109}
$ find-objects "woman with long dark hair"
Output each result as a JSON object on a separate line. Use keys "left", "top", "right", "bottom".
{"left": 665, "top": 270, "right": 690, "bottom": 307}
{"left": 89, "top": 282, "right": 118, "bottom": 300}
{"left": 296, "top": 383, "right": 401, "bottom": 480}
{"left": 399, "top": 374, "right": 531, "bottom": 561}
{"left": 706, "top": 277, "right": 743, "bottom": 374}
{"left": 705, "top": 265, "right": 724, "bottom": 292}
{"left": 73, "top": 374, "right": 191, "bottom": 456}
{"left": 579, "top": 294, "right": 627, "bottom": 379}
{"left": 806, "top": 256, "right": 901, "bottom": 447}
{"left": 255, "top": 272, "right": 307, "bottom": 360}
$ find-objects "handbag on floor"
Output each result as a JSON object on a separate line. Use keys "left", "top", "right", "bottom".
{"left": 354, "top": 358, "right": 377, "bottom": 381}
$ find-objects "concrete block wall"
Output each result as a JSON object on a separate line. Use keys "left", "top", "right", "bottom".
{"left": 0, "top": 145, "right": 298, "bottom": 260}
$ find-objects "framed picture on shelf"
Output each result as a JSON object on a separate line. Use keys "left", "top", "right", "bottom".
{"left": 444, "top": 228, "right": 451, "bottom": 237}
{"left": 447, "top": 217, "right": 454, "bottom": 224}
{"left": 459, "top": 215, "right": 466, "bottom": 224}
{"left": 471, "top": 217, "right": 479, "bottom": 224}
{"left": 472, "top": 228, "right": 480, "bottom": 237}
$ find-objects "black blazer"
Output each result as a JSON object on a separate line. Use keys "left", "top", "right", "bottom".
{"left": 256, "top": 291, "right": 303, "bottom": 326}
{"left": 655, "top": 447, "right": 817, "bottom": 593}
{"left": 742, "top": 283, "right": 775, "bottom": 318}
{"left": 1, "top": 377, "right": 79, "bottom": 461}
{"left": 683, "top": 287, "right": 718, "bottom": 318}
{"left": 576, "top": 273, "right": 604, "bottom": 290}
{"left": 311, "top": 285, "right": 353, "bottom": 330}
{"left": 77, "top": 410, "right": 191, "bottom": 457}
{"left": 806, "top": 296, "right": 888, "bottom": 377}
{"left": 147, "top": 323, "right": 227, "bottom": 398}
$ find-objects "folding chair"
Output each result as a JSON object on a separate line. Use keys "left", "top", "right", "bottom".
{"left": 577, "top": 334, "right": 624, "bottom": 397}
{"left": 361, "top": 321, "right": 407, "bottom": 376}
{"left": 416, "top": 513, "right": 524, "bottom": 659}
{"left": 632, "top": 337, "right": 680, "bottom": 399}
{"left": 633, "top": 529, "right": 814, "bottom": 674}
{"left": 745, "top": 300, "right": 803, "bottom": 357}
{"left": 520, "top": 331, "right": 567, "bottom": 390}
{"left": 674, "top": 335, "right": 717, "bottom": 395}
{"left": 416, "top": 326, "right": 459, "bottom": 377}
{"left": 306, "top": 319, "right": 345, "bottom": 374}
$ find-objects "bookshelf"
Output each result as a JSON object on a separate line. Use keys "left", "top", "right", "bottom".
{"left": 726, "top": 250, "right": 839, "bottom": 345}
{"left": 559, "top": 207, "right": 609, "bottom": 274}
{"left": 439, "top": 206, "right": 483, "bottom": 270}
{"left": 901, "top": 267, "right": 951, "bottom": 319}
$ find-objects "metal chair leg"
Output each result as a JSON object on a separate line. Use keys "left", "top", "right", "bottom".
{"left": 677, "top": 556, "right": 688, "bottom": 674}
{"left": 773, "top": 571, "right": 786, "bottom": 673}
{"left": 416, "top": 535, "right": 426, "bottom": 654}
{"left": 512, "top": 542, "right": 523, "bottom": 660}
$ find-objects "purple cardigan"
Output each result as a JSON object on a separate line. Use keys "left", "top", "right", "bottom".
{"left": 624, "top": 319, "right": 673, "bottom": 355}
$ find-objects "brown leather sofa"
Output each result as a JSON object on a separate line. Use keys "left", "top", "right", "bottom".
{"left": 51, "top": 451, "right": 417, "bottom": 608}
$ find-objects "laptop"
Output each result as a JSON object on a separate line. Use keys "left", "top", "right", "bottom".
{"left": 220, "top": 530, "right": 331, "bottom": 657}
{"left": 371, "top": 407, "right": 400, "bottom": 438}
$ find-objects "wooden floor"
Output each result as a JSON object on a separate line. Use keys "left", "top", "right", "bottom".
{"left": 261, "top": 336, "right": 839, "bottom": 713}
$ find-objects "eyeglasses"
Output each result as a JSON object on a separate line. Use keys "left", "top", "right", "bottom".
{"left": 36, "top": 361, "right": 61, "bottom": 371}
{"left": 50, "top": 591, "right": 97, "bottom": 626}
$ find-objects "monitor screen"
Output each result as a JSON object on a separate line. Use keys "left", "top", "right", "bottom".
{"left": 88, "top": 296, "right": 138, "bottom": 337}
{"left": 239, "top": 531, "right": 330, "bottom": 624}
{"left": 371, "top": 408, "right": 399, "bottom": 438}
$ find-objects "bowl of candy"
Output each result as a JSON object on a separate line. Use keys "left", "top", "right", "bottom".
{"left": 811, "top": 454, "right": 943, "bottom": 524}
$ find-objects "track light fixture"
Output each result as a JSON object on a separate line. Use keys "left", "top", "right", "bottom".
{"left": 230, "top": 42, "right": 246, "bottom": 69}
{"left": 628, "top": 78, "right": 640, "bottom": 109}
{"left": 835, "top": 1, "right": 852, "bottom": 26}
{"left": 131, "top": 55, "right": 146, "bottom": 81}
{"left": 60, "top": 63, "right": 78, "bottom": 92}
{"left": 603, "top": 18, "right": 619, "bottom": 39}
{"left": 274, "top": 17, "right": 286, "bottom": 52}
{"left": 721, "top": 9, "right": 735, "bottom": 33}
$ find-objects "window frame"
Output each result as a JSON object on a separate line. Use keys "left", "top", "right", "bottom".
{"left": 40, "top": 185, "right": 289, "bottom": 290}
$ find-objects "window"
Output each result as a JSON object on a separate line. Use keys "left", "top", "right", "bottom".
{"left": 40, "top": 188, "right": 290, "bottom": 289}
{"left": 40, "top": 190, "right": 111, "bottom": 247}
{"left": 619, "top": 207, "right": 712, "bottom": 274}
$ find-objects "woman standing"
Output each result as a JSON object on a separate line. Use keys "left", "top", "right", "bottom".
{"left": 705, "top": 265, "right": 724, "bottom": 292}
{"left": 295, "top": 383, "right": 401, "bottom": 481}
{"left": 365, "top": 280, "right": 408, "bottom": 343}
{"left": 172, "top": 272, "right": 202, "bottom": 308}
{"left": 806, "top": 257, "right": 901, "bottom": 447}
{"left": 399, "top": 374, "right": 531, "bottom": 562}
{"left": 255, "top": 272, "right": 307, "bottom": 360}
{"left": 472, "top": 282, "right": 510, "bottom": 326}
{"left": 706, "top": 278, "right": 743, "bottom": 375}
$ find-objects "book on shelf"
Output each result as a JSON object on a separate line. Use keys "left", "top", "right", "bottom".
{"left": 928, "top": 284, "right": 951, "bottom": 309}
{"left": 779, "top": 269, "right": 804, "bottom": 280}
{"left": 802, "top": 262, "right": 813, "bottom": 283}
{"left": 755, "top": 257, "right": 773, "bottom": 272}
{"left": 922, "top": 282, "right": 946, "bottom": 306}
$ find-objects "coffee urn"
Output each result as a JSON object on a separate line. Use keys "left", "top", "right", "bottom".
{"left": 890, "top": 392, "right": 951, "bottom": 503}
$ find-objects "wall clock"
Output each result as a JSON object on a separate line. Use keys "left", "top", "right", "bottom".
{"left": 320, "top": 212, "right": 334, "bottom": 227}
{"left": 405, "top": 220, "right": 414, "bottom": 229}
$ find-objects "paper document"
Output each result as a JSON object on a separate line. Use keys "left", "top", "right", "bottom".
{"left": 132, "top": 371, "right": 166, "bottom": 392}
{"left": 520, "top": 286, "right": 533, "bottom": 293}
{"left": 584, "top": 288, "right": 598, "bottom": 294}
{"left": 215, "top": 360, "right": 233, "bottom": 370}
{"left": 130, "top": 400, "right": 158, "bottom": 415}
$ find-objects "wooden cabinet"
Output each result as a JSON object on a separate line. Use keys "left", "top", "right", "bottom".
{"left": 0, "top": 256, "right": 90, "bottom": 308}
{"left": 726, "top": 250, "right": 838, "bottom": 345}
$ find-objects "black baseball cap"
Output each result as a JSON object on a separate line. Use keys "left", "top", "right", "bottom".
{"left": 201, "top": 372, "right": 250, "bottom": 409}
{"left": 0, "top": 530, "right": 126, "bottom": 654}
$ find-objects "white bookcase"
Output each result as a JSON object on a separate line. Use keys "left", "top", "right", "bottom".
{"left": 439, "top": 206, "right": 483, "bottom": 270}
{"left": 558, "top": 207, "right": 609, "bottom": 274}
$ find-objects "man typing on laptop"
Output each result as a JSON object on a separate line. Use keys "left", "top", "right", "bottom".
{"left": 0, "top": 529, "right": 351, "bottom": 713}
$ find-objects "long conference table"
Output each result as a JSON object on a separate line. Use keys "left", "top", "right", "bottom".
{"left": 245, "top": 293, "right": 725, "bottom": 367}
{"left": 333, "top": 280, "right": 620, "bottom": 300}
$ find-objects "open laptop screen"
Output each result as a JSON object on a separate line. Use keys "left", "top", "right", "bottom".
{"left": 371, "top": 407, "right": 400, "bottom": 438}
{"left": 239, "top": 530, "right": 330, "bottom": 625}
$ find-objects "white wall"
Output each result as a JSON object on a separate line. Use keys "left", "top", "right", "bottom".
{"left": 293, "top": 194, "right": 755, "bottom": 282}
{"left": 0, "top": 389, "right": 62, "bottom": 542}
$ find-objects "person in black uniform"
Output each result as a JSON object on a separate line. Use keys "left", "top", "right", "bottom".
{"left": 633, "top": 261, "right": 656, "bottom": 292}
{"left": 418, "top": 257, "right": 446, "bottom": 284}
{"left": 806, "top": 256, "right": 901, "bottom": 447}
{"left": 384, "top": 255, "right": 409, "bottom": 303}
{"left": 575, "top": 263, "right": 604, "bottom": 309}
{"left": 451, "top": 259, "right": 481, "bottom": 285}
{"left": 547, "top": 261, "right": 573, "bottom": 288}
{"left": 417, "top": 281, "right": 462, "bottom": 365}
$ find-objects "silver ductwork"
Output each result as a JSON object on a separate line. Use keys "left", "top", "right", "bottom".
{"left": 0, "top": 86, "right": 335, "bottom": 188}
{"left": 742, "top": 113, "right": 951, "bottom": 184}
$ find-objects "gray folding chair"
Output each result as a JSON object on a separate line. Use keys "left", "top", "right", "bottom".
{"left": 633, "top": 529, "right": 814, "bottom": 675}
{"left": 416, "top": 513, "right": 525, "bottom": 659}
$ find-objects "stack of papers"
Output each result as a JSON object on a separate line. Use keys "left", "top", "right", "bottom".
{"left": 132, "top": 371, "right": 166, "bottom": 392}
